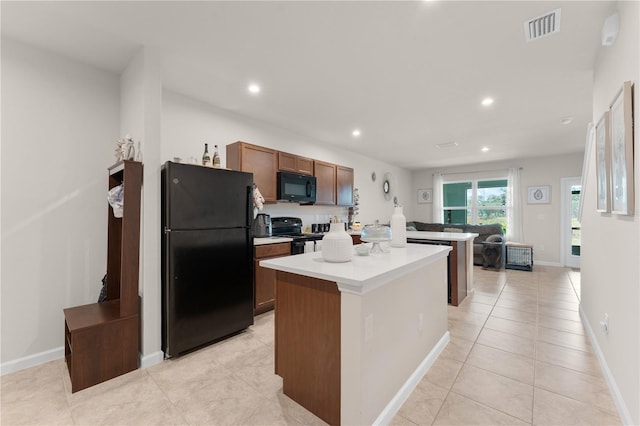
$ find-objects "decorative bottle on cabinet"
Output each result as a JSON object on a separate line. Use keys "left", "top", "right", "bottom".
{"left": 202, "top": 143, "right": 211, "bottom": 167}
{"left": 322, "top": 220, "right": 353, "bottom": 263}
{"left": 390, "top": 205, "right": 407, "bottom": 248}
{"left": 212, "top": 145, "right": 221, "bottom": 168}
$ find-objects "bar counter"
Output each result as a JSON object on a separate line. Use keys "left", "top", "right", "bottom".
{"left": 260, "top": 244, "right": 451, "bottom": 425}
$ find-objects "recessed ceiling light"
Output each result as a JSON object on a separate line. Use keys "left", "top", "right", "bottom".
{"left": 560, "top": 116, "right": 573, "bottom": 125}
{"left": 481, "top": 97, "right": 494, "bottom": 107}
{"left": 248, "top": 83, "right": 261, "bottom": 94}
{"left": 352, "top": 129, "right": 361, "bottom": 137}
{"left": 481, "top": 146, "right": 490, "bottom": 152}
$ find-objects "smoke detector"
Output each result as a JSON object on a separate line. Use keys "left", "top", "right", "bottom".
{"left": 524, "top": 8, "right": 561, "bottom": 42}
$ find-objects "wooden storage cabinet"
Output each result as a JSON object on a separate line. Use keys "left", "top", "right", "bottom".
{"left": 314, "top": 160, "right": 337, "bottom": 205}
{"left": 63, "top": 160, "right": 142, "bottom": 393}
{"left": 227, "top": 142, "right": 277, "bottom": 202}
{"left": 254, "top": 242, "right": 291, "bottom": 314}
{"left": 278, "top": 152, "right": 314, "bottom": 175}
{"left": 336, "top": 165, "right": 354, "bottom": 206}
{"left": 64, "top": 302, "right": 138, "bottom": 393}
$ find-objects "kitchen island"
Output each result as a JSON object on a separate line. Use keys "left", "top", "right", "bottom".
{"left": 260, "top": 244, "right": 451, "bottom": 425}
{"left": 405, "top": 230, "right": 478, "bottom": 306}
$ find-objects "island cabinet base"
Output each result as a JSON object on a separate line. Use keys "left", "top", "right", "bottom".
{"left": 275, "top": 271, "right": 341, "bottom": 426}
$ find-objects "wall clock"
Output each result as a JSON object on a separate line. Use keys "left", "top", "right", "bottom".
{"left": 382, "top": 172, "right": 393, "bottom": 201}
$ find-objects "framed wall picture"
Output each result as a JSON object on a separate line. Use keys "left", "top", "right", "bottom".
{"left": 610, "top": 81, "right": 634, "bottom": 215}
{"left": 595, "top": 111, "right": 611, "bottom": 213}
{"left": 527, "top": 185, "right": 551, "bottom": 204}
{"left": 417, "top": 189, "right": 432, "bottom": 204}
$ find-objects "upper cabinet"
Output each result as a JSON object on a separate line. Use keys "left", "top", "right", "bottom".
{"left": 227, "top": 142, "right": 277, "bottom": 203}
{"left": 278, "top": 152, "right": 314, "bottom": 176}
{"left": 314, "top": 160, "right": 337, "bottom": 205}
{"left": 227, "top": 141, "right": 354, "bottom": 206}
{"left": 336, "top": 165, "right": 354, "bottom": 206}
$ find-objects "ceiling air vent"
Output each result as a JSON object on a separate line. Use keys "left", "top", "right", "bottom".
{"left": 436, "top": 141, "right": 458, "bottom": 149}
{"left": 524, "top": 8, "right": 561, "bottom": 42}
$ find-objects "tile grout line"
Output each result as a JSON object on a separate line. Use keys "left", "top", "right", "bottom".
{"left": 430, "top": 271, "right": 509, "bottom": 425}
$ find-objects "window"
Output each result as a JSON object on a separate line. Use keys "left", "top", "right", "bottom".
{"left": 443, "top": 179, "right": 507, "bottom": 230}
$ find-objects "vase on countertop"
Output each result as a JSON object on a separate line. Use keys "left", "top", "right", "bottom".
{"left": 322, "top": 222, "right": 353, "bottom": 263}
{"left": 390, "top": 205, "right": 407, "bottom": 248}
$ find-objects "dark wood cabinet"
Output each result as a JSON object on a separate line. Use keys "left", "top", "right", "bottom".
{"left": 314, "top": 160, "right": 337, "bottom": 205}
{"left": 449, "top": 241, "right": 467, "bottom": 306}
{"left": 351, "top": 234, "right": 362, "bottom": 245}
{"left": 227, "top": 142, "right": 277, "bottom": 203}
{"left": 227, "top": 141, "right": 354, "bottom": 206}
{"left": 254, "top": 242, "right": 291, "bottom": 314}
{"left": 278, "top": 152, "right": 314, "bottom": 175}
{"left": 64, "top": 160, "right": 142, "bottom": 393}
{"left": 275, "top": 271, "right": 341, "bottom": 426}
{"left": 336, "top": 165, "right": 354, "bottom": 206}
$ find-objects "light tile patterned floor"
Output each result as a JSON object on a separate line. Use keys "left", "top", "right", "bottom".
{"left": 0, "top": 266, "right": 621, "bottom": 425}
{"left": 393, "top": 266, "right": 620, "bottom": 426}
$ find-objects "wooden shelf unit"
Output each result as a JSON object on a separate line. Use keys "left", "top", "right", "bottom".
{"left": 63, "top": 160, "right": 143, "bottom": 393}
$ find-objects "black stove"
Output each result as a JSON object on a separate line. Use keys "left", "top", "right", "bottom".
{"left": 271, "top": 217, "right": 324, "bottom": 254}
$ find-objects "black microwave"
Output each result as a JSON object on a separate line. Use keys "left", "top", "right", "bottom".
{"left": 277, "top": 172, "right": 317, "bottom": 203}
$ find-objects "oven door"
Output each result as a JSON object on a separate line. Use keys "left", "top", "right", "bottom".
{"left": 291, "top": 240, "right": 306, "bottom": 255}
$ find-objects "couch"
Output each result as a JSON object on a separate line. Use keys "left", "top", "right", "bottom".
{"left": 406, "top": 221, "right": 505, "bottom": 268}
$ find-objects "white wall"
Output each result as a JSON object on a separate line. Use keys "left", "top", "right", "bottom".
{"left": 162, "top": 90, "right": 413, "bottom": 227}
{"left": 581, "top": 1, "right": 639, "bottom": 423}
{"left": 411, "top": 153, "right": 583, "bottom": 265}
{"left": 1, "top": 38, "right": 119, "bottom": 368}
{"left": 120, "top": 48, "right": 163, "bottom": 366}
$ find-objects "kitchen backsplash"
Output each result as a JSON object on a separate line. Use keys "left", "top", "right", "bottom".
{"left": 260, "top": 203, "right": 349, "bottom": 232}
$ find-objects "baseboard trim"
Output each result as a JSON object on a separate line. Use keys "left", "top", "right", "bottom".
{"left": 534, "top": 260, "right": 562, "bottom": 267}
{"left": 373, "top": 331, "right": 450, "bottom": 425}
{"left": 140, "top": 350, "right": 164, "bottom": 369}
{"left": 0, "top": 346, "right": 64, "bottom": 376}
{"left": 580, "top": 306, "right": 633, "bottom": 425}
{"left": 1, "top": 347, "right": 165, "bottom": 376}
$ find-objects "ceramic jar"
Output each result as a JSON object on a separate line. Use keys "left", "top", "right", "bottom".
{"left": 390, "top": 206, "right": 407, "bottom": 248}
{"left": 322, "top": 222, "right": 353, "bottom": 263}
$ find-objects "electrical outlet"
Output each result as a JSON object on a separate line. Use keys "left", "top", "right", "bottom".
{"left": 600, "top": 313, "right": 609, "bottom": 334}
{"left": 365, "top": 314, "right": 374, "bottom": 342}
{"left": 418, "top": 313, "right": 424, "bottom": 332}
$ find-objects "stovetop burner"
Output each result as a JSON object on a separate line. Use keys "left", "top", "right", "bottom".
{"left": 270, "top": 217, "right": 325, "bottom": 241}
{"left": 278, "top": 233, "right": 325, "bottom": 241}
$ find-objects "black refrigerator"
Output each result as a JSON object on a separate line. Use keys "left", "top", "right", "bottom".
{"left": 161, "top": 161, "right": 254, "bottom": 357}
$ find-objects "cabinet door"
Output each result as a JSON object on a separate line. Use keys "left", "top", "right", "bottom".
{"left": 296, "top": 157, "right": 314, "bottom": 175}
{"left": 227, "top": 142, "right": 277, "bottom": 202}
{"left": 254, "top": 260, "right": 276, "bottom": 314}
{"left": 314, "top": 160, "right": 337, "bottom": 205}
{"left": 278, "top": 152, "right": 314, "bottom": 175}
{"left": 254, "top": 243, "right": 291, "bottom": 314}
{"left": 336, "top": 165, "right": 354, "bottom": 206}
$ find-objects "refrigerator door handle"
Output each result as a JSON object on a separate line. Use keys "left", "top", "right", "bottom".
{"left": 246, "top": 185, "right": 253, "bottom": 228}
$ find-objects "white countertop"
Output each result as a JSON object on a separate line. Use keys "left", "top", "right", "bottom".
{"left": 348, "top": 230, "right": 477, "bottom": 242}
{"left": 260, "top": 243, "right": 451, "bottom": 295}
{"left": 254, "top": 237, "right": 293, "bottom": 246}
{"left": 406, "top": 230, "right": 478, "bottom": 242}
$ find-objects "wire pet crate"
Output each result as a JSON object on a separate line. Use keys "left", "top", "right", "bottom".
{"left": 505, "top": 243, "right": 534, "bottom": 271}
